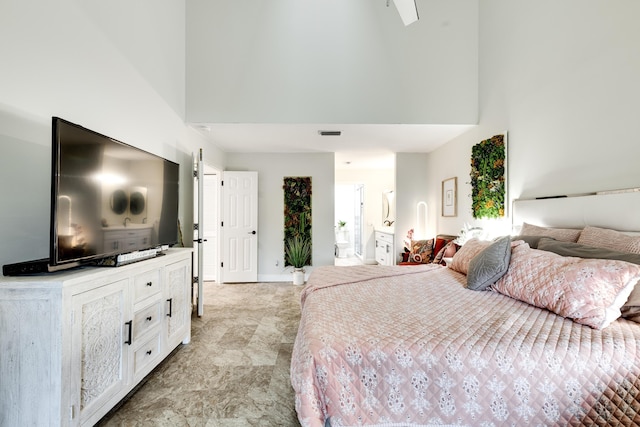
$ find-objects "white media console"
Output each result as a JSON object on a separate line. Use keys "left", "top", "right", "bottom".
{"left": 0, "top": 248, "right": 192, "bottom": 426}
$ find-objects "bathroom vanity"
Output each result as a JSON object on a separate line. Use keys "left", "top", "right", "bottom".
{"left": 374, "top": 228, "right": 395, "bottom": 265}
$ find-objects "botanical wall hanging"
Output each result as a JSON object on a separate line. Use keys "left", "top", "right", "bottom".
{"left": 283, "top": 177, "right": 312, "bottom": 266}
{"left": 470, "top": 133, "right": 507, "bottom": 219}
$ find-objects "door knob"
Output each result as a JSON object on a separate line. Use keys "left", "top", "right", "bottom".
{"left": 248, "top": 230, "right": 256, "bottom": 235}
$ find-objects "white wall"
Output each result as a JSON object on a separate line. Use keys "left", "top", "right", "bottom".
{"left": 426, "top": 0, "right": 640, "bottom": 237}
{"left": 0, "top": 1, "right": 225, "bottom": 267}
{"left": 224, "top": 153, "right": 335, "bottom": 282}
{"left": 395, "top": 153, "right": 429, "bottom": 262}
{"left": 335, "top": 167, "right": 395, "bottom": 263}
{"left": 186, "top": 0, "right": 478, "bottom": 125}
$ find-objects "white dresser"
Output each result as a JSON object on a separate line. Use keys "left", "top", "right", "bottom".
{"left": 0, "top": 248, "right": 192, "bottom": 427}
{"left": 375, "top": 229, "right": 395, "bottom": 266}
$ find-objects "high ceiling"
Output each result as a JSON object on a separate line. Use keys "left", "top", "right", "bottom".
{"left": 191, "top": 123, "right": 474, "bottom": 169}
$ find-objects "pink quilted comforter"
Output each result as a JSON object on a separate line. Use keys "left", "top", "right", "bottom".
{"left": 291, "top": 265, "right": 640, "bottom": 426}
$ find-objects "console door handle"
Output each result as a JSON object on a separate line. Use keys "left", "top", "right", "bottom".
{"left": 166, "top": 298, "right": 173, "bottom": 318}
{"left": 124, "top": 320, "right": 133, "bottom": 345}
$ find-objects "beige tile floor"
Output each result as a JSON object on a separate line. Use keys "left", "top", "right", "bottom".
{"left": 97, "top": 281, "right": 303, "bottom": 427}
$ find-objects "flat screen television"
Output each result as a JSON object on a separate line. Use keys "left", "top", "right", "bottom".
{"left": 49, "top": 117, "right": 180, "bottom": 269}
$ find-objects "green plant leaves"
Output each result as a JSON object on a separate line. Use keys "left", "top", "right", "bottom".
{"left": 470, "top": 134, "right": 506, "bottom": 219}
{"left": 283, "top": 177, "right": 312, "bottom": 266}
{"left": 284, "top": 235, "right": 312, "bottom": 268}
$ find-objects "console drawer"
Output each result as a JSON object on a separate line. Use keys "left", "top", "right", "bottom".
{"left": 132, "top": 331, "right": 162, "bottom": 380}
{"left": 133, "top": 268, "right": 161, "bottom": 303}
{"left": 133, "top": 299, "right": 162, "bottom": 341}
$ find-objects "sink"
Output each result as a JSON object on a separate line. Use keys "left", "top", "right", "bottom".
{"left": 376, "top": 226, "right": 395, "bottom": 234}
{"left": 103, "top": 223, "right": 153, "bottom": 230}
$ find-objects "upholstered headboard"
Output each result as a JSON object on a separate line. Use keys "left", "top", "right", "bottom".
{"left": 512, "top": 190, "right": 640, "bottom": 232}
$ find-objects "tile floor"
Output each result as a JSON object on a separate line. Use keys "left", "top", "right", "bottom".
{"left": 97, "top": 281, "right": 303, "bottom": 427}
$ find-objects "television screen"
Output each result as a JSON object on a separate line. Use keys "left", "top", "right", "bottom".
{"left": 50, "top": 117, "right": 179, "bottom": 267}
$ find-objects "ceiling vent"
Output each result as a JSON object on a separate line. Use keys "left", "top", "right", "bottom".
{"left": 318, "top": 130, "right": 341, "bottom": 136}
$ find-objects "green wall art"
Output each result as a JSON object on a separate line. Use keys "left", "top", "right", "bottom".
{"left": 283, "top": 177, "right": 312, "bottom": 266}
{"left": 470, "top": 133, "right": 507, "bottom": 219}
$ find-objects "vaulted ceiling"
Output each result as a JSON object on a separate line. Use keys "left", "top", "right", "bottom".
{"left": 185, "top": 0, "right": 479, "bottom": 165}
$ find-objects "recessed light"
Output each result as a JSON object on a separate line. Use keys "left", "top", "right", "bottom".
{"left": 318, "top": 130, "right": 341, "bottom": 136}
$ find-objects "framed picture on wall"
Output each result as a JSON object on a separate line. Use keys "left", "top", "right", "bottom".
{"left": 442, "top": 177, "right": 457, "bottom": 217}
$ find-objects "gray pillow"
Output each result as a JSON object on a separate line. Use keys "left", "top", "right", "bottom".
{"left": 537, "top": 237, "right": 640, "bottom": 264}
{"left": 467, "top": 236, "right": 512, "bottom": 291}
{"left": 511, "top": 235, "right": 554, "bottom": 249}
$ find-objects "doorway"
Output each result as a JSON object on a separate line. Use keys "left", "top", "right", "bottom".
{"left": 334, "top": 184, "right": 364, "bottom": 266}
{"left": 202, "top": 173, "right": 219, "bottom": 281}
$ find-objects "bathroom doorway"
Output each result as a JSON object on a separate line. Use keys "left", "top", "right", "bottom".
{"left": 334, "top": 184, "right": 364, "bottom": 266}
{"left": 354, "top": 184, "right": 364, "bottom": 257}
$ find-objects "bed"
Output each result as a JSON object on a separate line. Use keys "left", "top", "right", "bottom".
{"left": 290, "top": 191, "right": 640, "bottom": 427}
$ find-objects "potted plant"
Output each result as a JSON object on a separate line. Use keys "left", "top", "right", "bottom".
{"left": 337, "top": 220, "right": 346, "bottom": 229}
{"left": 285, "top": 235, "right": 312, "bottom": 285}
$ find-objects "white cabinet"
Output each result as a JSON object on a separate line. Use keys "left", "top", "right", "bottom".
{"left": 70, "top": 279, "right": 130, "bottom": 425}
{"left": 0, "top": 249, "right": 192, "bottom": 427}
{"left": 165, "top": 259, "right": 191, "bottom": 349}
{"left": 375, "top": 230, "right": 395, "bottom": 265}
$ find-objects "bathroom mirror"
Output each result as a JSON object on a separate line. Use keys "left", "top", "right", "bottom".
{"left": 110, "top": 189, "right": 128, "bottom": 215}
{"left": 382, "top": 190, "right": 395, "bottom": 226}
{"left": 130, "top": 189, "right": 146, "bottom": 215}
{"left": 129, "top": 186, "right": 148, "bottom": 220}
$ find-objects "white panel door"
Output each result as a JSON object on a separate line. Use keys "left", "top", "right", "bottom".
{"left": 222, "top": 171, "right": 258, "bottom": 283}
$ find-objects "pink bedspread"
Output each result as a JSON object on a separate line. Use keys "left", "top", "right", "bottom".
{"left": 291, "top": 265, "right": 640, "bottom": 426}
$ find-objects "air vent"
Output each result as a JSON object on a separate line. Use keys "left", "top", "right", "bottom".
{"left": 318, "top": 130, "right": 341, "bottom": 136}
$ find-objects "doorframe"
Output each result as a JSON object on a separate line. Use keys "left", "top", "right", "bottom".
{"left": 203, "top": 163, "right": 222, "bottom": 283}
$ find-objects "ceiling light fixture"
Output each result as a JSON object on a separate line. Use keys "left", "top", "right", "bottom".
{"left": 387, "top": 0, "right": 419, "bottom": 26}
{"left": 318, "top": 130, "right": 342, "bottom": 136}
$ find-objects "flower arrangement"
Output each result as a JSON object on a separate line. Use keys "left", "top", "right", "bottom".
{"left": 400, "top": 228, "right": 414, "bottom": 262}
{"left": 470, "top": 134, "right": 506, "bottom": 219}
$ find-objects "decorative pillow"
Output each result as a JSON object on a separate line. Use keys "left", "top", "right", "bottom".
{"left": 448, "top": 238, "right": 492, "bottom": 275}
{"left": 410, "top": 239, "right": 434, "bottom": 263}
{"left": 492, "top": 243, "right": 640, "bottom": 329}
{"left": 432, "top": 241, "right": 455, "bottom": 265}
{"left": 467, "top": 236, "right": 512, "bottom": 291}
{"left": 536, "top": 237, "right": 640, "bottom": 323}
{"left": 519, "top": 222, "right": 582, "bottom": 242}
{"left": 432, "top": 237, "right": 450, "bottom": 257}
{"left": 577, "top": 226, "right": 640, "bottom": 254}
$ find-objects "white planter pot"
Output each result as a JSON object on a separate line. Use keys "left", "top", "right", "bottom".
{"left": 292, "top": 268, "right": 305, "bottom": 285}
